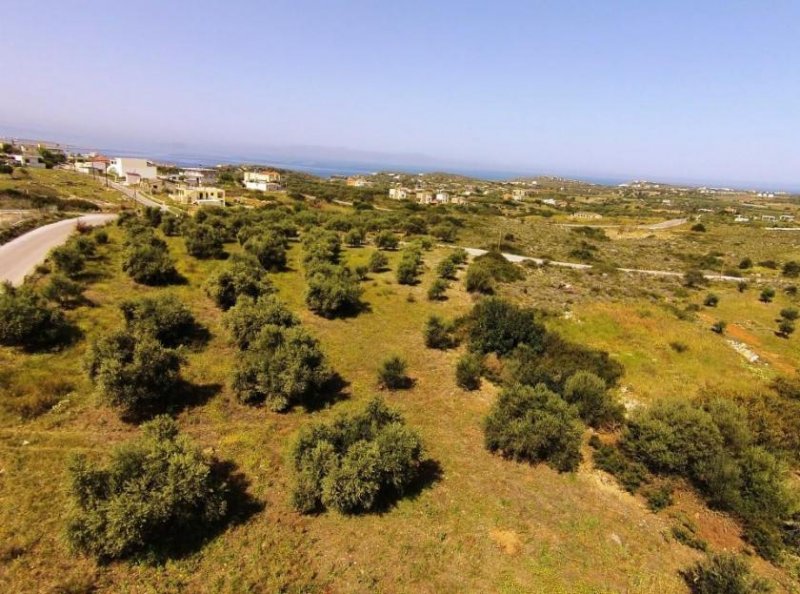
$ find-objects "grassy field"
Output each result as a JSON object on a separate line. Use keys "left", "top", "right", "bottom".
{"left": 2, "top": 216, "right": 798, "bottom": 592}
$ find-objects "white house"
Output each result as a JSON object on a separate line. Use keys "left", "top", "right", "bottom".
{"left": 512, "top": 188, "right": 532, "bottom": 201}
{"left": 416, "top": 191, "right": 434, "bottom": 205}
{"left": 435, "top": 191, "right": 450, "bottom": 204}
{"left": 780, "top": 215, "right": 795, "bottom": 222}
{"left": 388, "top": 188, "right": 409, "bottom": 200}
{"left": 734, "top": 215, "right": 750, "bottom": 223}
{"left": 244, "top": 171, "right": 282, "bottom": 191}
{"left": 571, "top": 211, "right": 603, "bottom": 220}
{"left": 542, "top": 198, "right": 557, "bottom": 206}
{"left": 108, "top": 157, "right": 157, "bottom": 185}
{"left": 75, "top": 154, "right": 110, "bottom": 174}
{"left": 12, "top": 154, "right": 45, "bottom": 168}
{"left": 762, "top": 215, "right": 777, "bottom": 222}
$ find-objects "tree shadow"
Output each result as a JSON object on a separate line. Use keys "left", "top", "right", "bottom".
{"left": 170, "top": 380, "right": 223, "bottom": 414}
{"left": 369, "top": 458, "right": 443, "bottom": 515}
{"left": 303, "top": 372, "right": 351, "bottom": 412}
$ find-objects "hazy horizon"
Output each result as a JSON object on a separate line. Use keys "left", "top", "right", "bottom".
{"left": 3, "top": 1, "right": 798, "bottom": 189}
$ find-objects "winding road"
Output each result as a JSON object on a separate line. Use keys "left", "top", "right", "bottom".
{"left": 0, "top": 214, "right": 117, "bottom": 286}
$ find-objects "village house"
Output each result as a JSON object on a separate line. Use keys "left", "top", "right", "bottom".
{"left": 172, "top": 185, "right": 226, "bottom": 207}
{"left": 416, "top": 191, "right": 434, "bottom": 205}
{"left": 435, "top": 191, "right": 450, "bottom": 204}
{"left": 512, "top": 188, "right": 532, "bottom": 201}
{"left": 74, "top": 154, "right": 110, "bottom": 175}
{"left": 388, "top": 188, "right": 409, "bottom": 200}
{"left": 346, "top": 176, "right": 373, "bottom": 188}
{"left": 570, "top": 211, "right": 603, "bottom": 220}
{"left": 108, "top": 157, "right": 157, "bottom": 185}
{"left": 243, "top": 170, "right": 282, "bottom": 191}
{"left": 12, "top": 154, "right": 45, "bottom": 168}
{"left": 780, "top": 215, "right": 795, "bottom": 222}
{"left": 761, "top": 215, "right": 777, "bottom": 222}
{"left": 180, "top": 167, "right": 218, "bottom": 187}
{"left": 734, "top": 215, "right": 750, "bottom": 223}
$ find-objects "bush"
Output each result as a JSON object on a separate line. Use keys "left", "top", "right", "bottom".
{"left": 305, "top": 263, "right": 363, "bottom": 317}
{"left": 484, "top": 383, "right": 583, "bottom": 472}
{"left": 0, "top": 284, "right": 70, "bottom": 349}
{"left": 120, "top": 295, "right": 197, "bottom": 348}
{"left": 159, "top": 212, "right": 182, "bottom": 236}
{"left": 377, "top": 355, "right": 410, "bottom": 390}
{"left": 395, "top": 247, "right": 422, "bottom": 285}
{"left": 592, "top": 442, "right": 648, "bottom": 493}
{"left": 85, "top": 331, "right": 181, "bottom": 420}
{"left": 759, "top": 287, "right": 775, "bottom": 303}
{"left": 711, "top": 320, "right": 726, "bottom": 334}
{"left": 231, "top": 325, "right": 331, "bottom": 411}
{"left": 368, "top": 250, "right": 388, "bottom": 272}
{"left": 374, "top": 230, "right": 399, "bottom": 250}
{"left": 681, "top": 553, "right": 771, "bottom": 594}
{"left": 455, "top": 353, "right": 482, "bottom": 390}
{"left": 690, "top": 223, "right": 706, "bottom": 232}
{"left": 471, "top": 251, "right": 523, "bottom": 283}
{"left": 467, "top": 297, "right": 545, "bottom": 356}
{"left": 204, "top": 254, "right": 273, "bottom": 310}
{"left": 344, "top": 228, "right": 365, "bottom": 247}
{"left": 66, "top": 416, "right": 229, "bottom": 560}
{"left": 427, "top": 278, "right": 448, "bottom": 300}
{"left": 644, "top": 482, "right": 674, "bottom": 511}
{"left": 424, "top": 315, "right": 455, "bottom": 349}
{"left": 184, "top": 224, "right": 225, "bottom": 259}
{"left": 683, "top": 269, "right": 707, "bottom": 288}
{"left": 122, "top": 235, "right": 177, "bottom": 285}
{"left": 738, "top": 257, "right": 752, "bottom": 270}
{"left": 243, "top": 231, "right": 287, "bottom": 271}
{"left": 777, "top": 319, "right": 794, "bottom": 337}
{"left": 563, "top": 371, "right": 624, "bottom": 429}
{"left": 291, "top": 398, "right": 424, "bottom": 514}
{"left": 42, "top": 274, "right": 84, "bottom": 308}
{"left": 703, "top": 293, "right": 719, "bottom": 307}
{"left": 302, "top": 230, "right": 341, "bottom": 266}
{"left": 93, "top": 228, "right": 109, "bottom": 244}
{"left": 465, "top": 265, "right": 493, "bottom": 294}
{"left": 782, "top": 260, "right": 800, "bottom": 278}
{"left": 436, "top": 258, "right": 457, "bottom": 280}
{"left": 224, "top": 295, "right": 298, "bottom": 349}
{"left": 780, "top": 307, "right": 799, "bottom": 321}
{"left": 50, "top": 244, "right": 85, "bottom": 278}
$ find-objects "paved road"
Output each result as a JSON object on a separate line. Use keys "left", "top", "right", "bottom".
{"left": 557, "top": 218, "right": 687, "bottom": 231}
{"left": 0, "top": 214, "right": 117, "bottom": 286}
{"left": 458, "top": 246, "right": 743, "bottom": 282}
{"left": 107, "top": 179, "right": 170, "bottom": 210}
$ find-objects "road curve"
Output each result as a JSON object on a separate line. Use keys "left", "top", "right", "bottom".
{"left": 0, "top": 214, "right": 117, "bottom": 286}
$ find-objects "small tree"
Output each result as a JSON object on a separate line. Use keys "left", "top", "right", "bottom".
{"left": 50, "top": 244, "right": 85, "bottom": 278}
{"left": 231, "top": 325, "right": 331, "bottom": 411}
{"left": 563, "top": 371, "right": 623, "bottom": 429}
{"left": 683, "top": 269, "right": 707, "bottom": 288}
{"left": 0, "top": 283, "right": 70, "bottom": 349}
{"left": 738, "top": 257, "right": 753, "bottom": 270}
{"left": 378, "top": 355, "right": 410, "bottom": 390}
{"left": 224, "top": 295, "right": 298, "bottom": 349}
{"left": 782, "top": 260, "right": 800, "bottom": 278}
{"left": 427, "top": 278, "right": 448, "bottom": 301}
{"left": 484, "top": 383, "right": 583, "bottom": 472}
{"left": 711, "top": 320, "right": 727, "bottom": 334}
{"left": 759, "top": 287, "right": 775, "bottom": 303}
{"left": 374, "top": 230, "right": 399, "bottom": 250}
{"left": 467, "top": 297, "right": 545, "bottom": 356}
{"left": 120, "top": 295, "right": 197, "bottom": 348}
{"left": 344, "top": 228, "right": 365, "bottom": 247}
{"left": 204, "top": 254, "right": 273, "bottom": 310}
{"left": 244, "top": 232, "right": 287, "bottom": 271}
{"left": 305, "top": 264, "right": 363, "bottom": 318}
{"left": 455, "top": 353, "right": 482, "bottom": 390}
{"left": 185, "top": 224, "right": 225, "bottom": 259}
{"left": 780, "top": 307, "right": 799, "bottom": 321}
{"left": 465, "top": 265, "right": 493, "bottom": 294}
{"left": 42, "top": 274, "right": 84, "bottom": 308}
{"left": 66, "top": 416, "right": 229, "bottom": 560}
{"left": 691, "top": 223, "right": 706, "bottom": 232}
{"left": 777, "top": 318, "right": 795, "bottom": 338}
{"left": 681, "top": 553, "right": 771, "bottom": 594}
{"left": 122, "top": 237, "right": 177, "bottom": 285}
{"left": 368, "top": 250, "right": 389, "bottom": 273}
{"left": 424, "top": 315, "right": 455, "bottom": 349}
{"left": 703, "top": 293, "right": 719, "bottom": 307}
{"left": 85, "top": 331, "right": 181, "bottom": 420}
{"left": 436, "top": 258, "right": 457, "bottom": 280}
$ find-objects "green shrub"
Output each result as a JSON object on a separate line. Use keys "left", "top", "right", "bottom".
{"left": 66, "top": 416, "right": 229, "bottom": 560}
{"left": 681, "top": 553, "right": 771, "bottom": 594}
{"left": 455, "top": 353, "right": 482, "bottom": 390}
{"left": 367, "top": 250, "right": 389, "bottom": 272}
{"left": 42, "top": 274, "right": 84, "bottom": 308}
{"left": 780, "top": 307, "right": 799, "bottom": 321}
{"left": 344, "top": 227, "right": 365, "bottom": 247}
{"left": 85, "top": 331, "right": 181, "bottom": 420}
{"left": 467, "top": 297, "right": 545, "bottom": 356}
{"left": 204, "top": 254, "right": 273, "bottom": 310}
{"left": 563, "top": 371, "right": 624, "bottom": 429}
{"left": 0, "top": 284, "right": 70, "bottom": 349}
{"left": 592, "top": 443, "right": 648, "bottom": 493}
{"left": 231, "top": 325, "right": 331, "bottom": 411}
{"left": 243, "top": 231, "right": 287, "bottom": 271}
{"left": 703, "top": 293, "right": 719, "bottom": 307}
{"left": 120, "top": 295, "right": 197, "bottom": 348}
{"left": 50, "top": 244, "right": 85, "bottom": 278}
{"left": 122, "top": 234, "right": 177, "bottom": 285}
{"left": 782, "top": 260, "right": 800, "bottom": 278}
{"left": 159, "top": 212, "right": 182, "bottom": 236}
{"left": 690, "top": 223, "right": 706, "bottom": 232}
{"left": 464, "top": 265, "right": 493, "bottom": 294}
{"left": 484, "top": 383, "right": 583, "bottom": 472}
{"left": 302, "top": 230, "right": 341, "bottom": 266}
{"left": 291, "top": 398, "right": 424, "bottom": 514}
{"left": 738, "top": 257, "right": 752, "bottom": 270}
{"left": 305, "top": 263, "right": 363, "bottom": 318}
{"left": 224, "top": 295, "right": 298, "bottom": 349}
{"left": 711, "top": 320, "right": 726, "bottom": 334}
{"left": 377, "top": 355, "right": 410, "bottom": 390}
{"left": 644, "top": 482, "right": 674, "bottom": 511}
{"left": 424, "top": 315, "right": 455, "bottom": 349}
{"left": 375, "top": 230, "right": 399, "bottom": 250}
{"left": 427, "top": 278, "right": 448, "bottom": 300}
{"left": 759, "top": 287, "right": 775, "bottom": 303}
{"left": 395, "top": 247, "right": 422, "bottom": 285}
{"left": 436, "top": 258, "right": 457, "bottom": 280}
{"left": 184, "top": 223, "right": 225, "bottom": 259}
{"left": 777, "top": 319, "right": 794, "bottom": 337}
{"left": 683, "top": 269, "right": 707, "bottom": 288}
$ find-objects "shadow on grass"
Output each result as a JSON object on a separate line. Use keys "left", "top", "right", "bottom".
{"left": 303, "top": 372, "right": 350, "bottom": 412}
{"left": 369, "top": 458, "right": 444, "bottom": 515}
{"left": 170, "top": 380, "right": 223, "bottom": 414}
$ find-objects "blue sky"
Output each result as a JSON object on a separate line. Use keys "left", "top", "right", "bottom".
{"left": 2, "top": 0, "right": 798, "bottom": 186}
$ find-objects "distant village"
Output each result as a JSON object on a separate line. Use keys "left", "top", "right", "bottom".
{"left": 1, "top": 137, "right": 797, "bottom": 224}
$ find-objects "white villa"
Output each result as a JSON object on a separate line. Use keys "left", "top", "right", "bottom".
{"left": 244, "top": 170, "right": 282, "bottom": 191}
{"left": 12, "top": 154, "right": 45, "bottom": 168}
{"left": 108, "top": 157, "right": 157, "bottom": 185}
{"left": 388, "top": 188, "right": 409, "bottom": 200}
{"left": 435, "top": 191, "right": 450, "bottom": 204}
{"left": 416, "top": 191, "right": 434, "bottom": 205}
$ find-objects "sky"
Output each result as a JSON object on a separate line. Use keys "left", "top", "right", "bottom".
{"left": 2, "top": 0, "right": 799, "bottom": 187}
